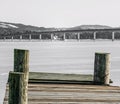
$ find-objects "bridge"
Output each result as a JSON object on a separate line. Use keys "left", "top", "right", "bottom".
{"left": 1, "top": 28, "right": 120, "bottom": 41}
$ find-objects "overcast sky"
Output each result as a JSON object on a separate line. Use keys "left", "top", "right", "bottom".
{"left": 0, "top": 0, "right": 120, "bottom": 28}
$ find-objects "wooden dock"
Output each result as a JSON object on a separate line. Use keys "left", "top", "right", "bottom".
{"left": 3, "top": 49, "right": 120, "bottom": 104}
{"left": 3, "top": 83, "right": 120, "bottom": 104}
{"left": 3, "top": 72, "right": 120, "bottom": 104}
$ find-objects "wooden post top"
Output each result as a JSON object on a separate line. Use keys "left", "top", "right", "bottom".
{"left": 14, "top": 49, "right": 29, "bottom": 51}
{"left": 95, "top": 52, "right": 110, "bottom": 55}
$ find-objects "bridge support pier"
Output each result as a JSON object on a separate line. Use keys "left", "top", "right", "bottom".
{"left": 93, "top": 32, "right": 96, "bottom": 40}
{"left": 20, "top": 35, "right": 22, "bottom": 41}
{"left": 29, "top": 34, "right": 31, "bottom": 40}
{"left": 51, "top": 33, "right": 53, "bottom": 41}
{"left": 77, "top": 33, "right": 80, "bottom": 41}
{"left": 63, "top": 33, "right": 66, "bottom": 41}
{"left": 11, "top": 36, "right": 13, "bottom": 41}
{"left": 4, "top": 37, "right": 6, "bottom": 41}
{"left": 112, "top": 32, "right": 115, "bottom": 41}
{"left": 39, "top": 34, "right": 41, "bottom": 40}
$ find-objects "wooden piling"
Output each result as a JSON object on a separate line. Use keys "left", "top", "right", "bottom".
{"left": 9, "top": 72, "right": 27, "bottom": 104}
{"left": 14, "top": 49, "right": 29, "bottom": 74}
{"left": 14, "top": 49, "right": 29, "bottom": 103}
{"left": 14, "top": 49, "right": 29, "bottom": 86}
{"left": 94, "top": 53, "right": 110, "bottom": 85}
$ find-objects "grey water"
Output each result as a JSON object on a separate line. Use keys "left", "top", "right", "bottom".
{"left": 0, "top": 40, "right": 120, "bottom": 104}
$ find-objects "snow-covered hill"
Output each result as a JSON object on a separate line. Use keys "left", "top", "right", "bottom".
{"left": 0, "top": 22, "right": 18, "bottom": 28}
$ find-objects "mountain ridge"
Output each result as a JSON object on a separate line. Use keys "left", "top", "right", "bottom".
{"left": 0, "top": 21, "right": 115, "bottom": 36}
{"left": 0, "top": 21, "right": 113, "bottom": 30}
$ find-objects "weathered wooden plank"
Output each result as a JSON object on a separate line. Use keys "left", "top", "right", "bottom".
{"left": 4, "top": 101, "right": 120, "bottom": 104}
{"left": 29, "top": 72, "right": 93, "bottom": 82}
{"left": 4, "top": 98, "right": 120, "bottom": 102}
{"left": 6, "top": 83, "right": 120, "bottom": 90}
{"left": 5, "top": 88, "right": 120, "bottom": 96}
{"left": 28, "top": 84, "right": 119, "bottom": 89}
